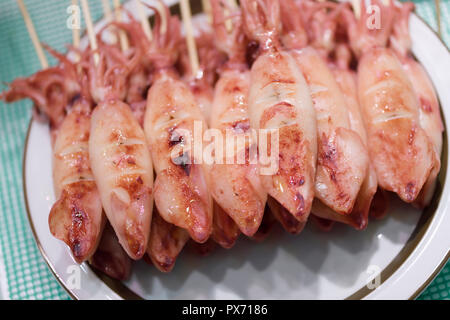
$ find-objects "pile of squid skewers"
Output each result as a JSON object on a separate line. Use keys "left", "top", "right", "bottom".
{"left": 1, "top": 0, "right": 443, "bottom": 281}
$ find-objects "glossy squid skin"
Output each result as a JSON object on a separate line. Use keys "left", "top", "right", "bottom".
{"left": 49, "top": 99, "right": 104, "bottom": 263}
{"left": 369, "top": 188, "right": 390, "bottom": 220}
{"left": 89, "top": 99, "right": 153, "bottom": 260}
{"left": 335, "top": 69, "right": 376, "bottom": 227}
{"left": 357, "top": 47, "right": 437, "bottom": 203}
{"left": 313, "top": 57, "right": 377, "bottom": 229}
{"left": 206, "top": 0, "right": 259, "bottom": 242}
{"left": 147, "top": 209, "right": 190, "bottom": 272}
{"left": 144, "top": 71, "right": 213, "bottom": 243}
{"left": 208, "top": 69, "right": 267, "bottom": 236}
{"left": 267, "top": 196, "right": 305, "bottom": 234}
{"left": 292, "top": 47, "right": 369, "bottom": 215}
{"left": 241, "top": 0, "right": 317, "bottom": 222}
{"left": 402, "top": 59, "right": 443, "bottom": 207}
{"left": 90, "top": 222, "right": 132, "bottom": 281}
{"left": 194, "top": 78, "right": 241, "bottom": 248}
{"left": 389, "top": 1, "right": 443, "bottom": 207}
{"left": 247, "top": 48, "right": 317, "bottom": 222}
{"left": 211, "top": 201, "right": 240, "bottom": 249}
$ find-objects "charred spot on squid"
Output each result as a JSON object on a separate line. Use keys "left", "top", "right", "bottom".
{"left": 71, "top": 240, "right": 84, "bottom": 260}
{"left": 232, "top": 120, "right": 250, "bottom": 133}
{"left": 319, "top": 136, "right": 339, "bottom": 180}
{"left": 295, "top": 192, "right": 305, "bottom": 215}
{"left": 323, "top": 144, "right": 337, "bottom": 162}
{"left": 158, "top": 256, "right": 175, "bottom": 271}
{"left": 405, "top": 182, "right": 416, "bottom": 202}
{"left": 124, "top": 221, "right": 146, "bottom": 258}
{"left": 168, "top": 127, "right": 184, "bottom": 147}
{"left": 68, "top": 93, "right": 81, "bottom": 107}
{"left": 173, "top": 151, "right": 191, "bottom": 176}
{"left": 69, "top": 204, "right": 88, "bottom": 259}
{"left": 289, "top": 175, "right": 305, "bottom": 186}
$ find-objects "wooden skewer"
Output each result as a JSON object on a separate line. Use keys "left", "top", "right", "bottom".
{"left": 101, "top": 0, "right": 113, "bottom": 22}
{"left": 80, "top": 0, "right": 99, "bottom": 65}
{"left": 224, "top": 0, "right": 238, "bottom": 32}
{"left": 136, "top": 0, "right": 152, "bottom": 40}
{"left": 17, "top": 0, "right": 48, "bottom": 68}
{"left": 202, "top": 0, "right": 212, "bottom": 24}
{"left": 180, "top": 0, "right": 200, "bottom": 77}
{"left": 156, "top": 1, "right": 167, "bottom": 35}
{"left": 113, "top": 0, "right": 130, "bottom": 51}
{"left": 101, "top": 0, "right": 119, "bottom": 44}
{"left": 71, "top": 0, "right": 82, "bottom": 74}
{"left": 71, "top": 0, "right": 80, "bottom": 50}
{"left": 435, "top": 0, "right": 442, "bottom": 38}
{"left": 350, "top": 0, "right": 361, "bottom": 20}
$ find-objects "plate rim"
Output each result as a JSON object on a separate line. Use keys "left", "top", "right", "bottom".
{"left": 21, "top": 7, "right": 450, "bottom": 300}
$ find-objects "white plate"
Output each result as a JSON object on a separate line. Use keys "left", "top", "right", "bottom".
{"left": 23, "top": 1, "right": 450, "bottom": 299}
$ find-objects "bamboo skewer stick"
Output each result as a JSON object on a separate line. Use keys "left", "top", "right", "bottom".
{"left": 72, "top": 0, "right": 80, "bottom": 50}
{"left": 156, "top": 1, "right": 167, "bottom": 35}
{"left": 435, "top": 0, "right": 442, "bottom": 38}
{"left": 113, "top": 0, "right": 130, "bottom": 51}
{"left": 71, "top": 0, "right": 82, "bottom": 74}
{"left": 180, "top": 0, "right": 200, "bottom": 77}
{"left": 202, "top": 0, "right": 212, "bottom": 24}
{"left": 80, "top": 0, "right": 99, "bottom": 65}
{"left": 101, "top": 0, "right": 119, "bottom": 44}
{"left": 17, "top": 0, "right": 48, "bottom": 68}
{"left": 224, "top": 0, "right": 238, "bottom": 32}
{"left": 224, "top": 7, "right": 232, "bottom": 31}
{"left": 101, "top": 0, "right": 113, "bottom": 22}
{"left": 350, "top": 0, "right": 361, "bottom": 19}
{"left": 136, "top": 0, "right": 152, "bottom": 40}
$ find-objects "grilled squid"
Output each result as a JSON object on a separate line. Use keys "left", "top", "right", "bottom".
{"left": 389, "top": 1, "right": 443, "bottom": 207}
{"left": 144, "top": 4, "right": 213, "bottom": 243}
{"left": 88, "top": 39, "right": 153, "bottom": 260}
{"left": 241, "top": 0, "right": 317, "bottom": 222}
{"left": 344, "top": 0, "right": 438, "bottom": 203}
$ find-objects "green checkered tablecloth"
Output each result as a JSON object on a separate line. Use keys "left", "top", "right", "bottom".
{"left": 0, "top": 0, "right": 448, "bottom": 300}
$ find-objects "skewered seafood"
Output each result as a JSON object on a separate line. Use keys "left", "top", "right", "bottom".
{"left": 280, "top": 0, "right": 369, "bottom": 218}
{"left": 88, "top": 38, "right": 153, "bottom": 260}
{"left": 327, "top": 44, "right": 377, "bottom": 229}
{"left": 1, "top": 51, "right": 104, "bottom": 263}
{"left": 2, "top": 0, "right": 444, "bottom": 276}
{"left": 144, "top": 5, "right": 213, "bottom": 243}
{"left": 147, "top": 208, "right": 190, "bottom": 272}
{"left": 389, "top": 1, "right": 443, "bottom": 208}
{"left": 345, "top": 0, "right": 438, "bottom": 203}
{"left": 241, "top": 0, "right": 317, "bottom": 222}
{"left": 50, "top": 97, "right": 105, "bottom": 262}
{"left": 205, "top": 0, "right": 267, "bottom": 237}
{"left": 90, "top": 222, "right": 132, "bottom": 280}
